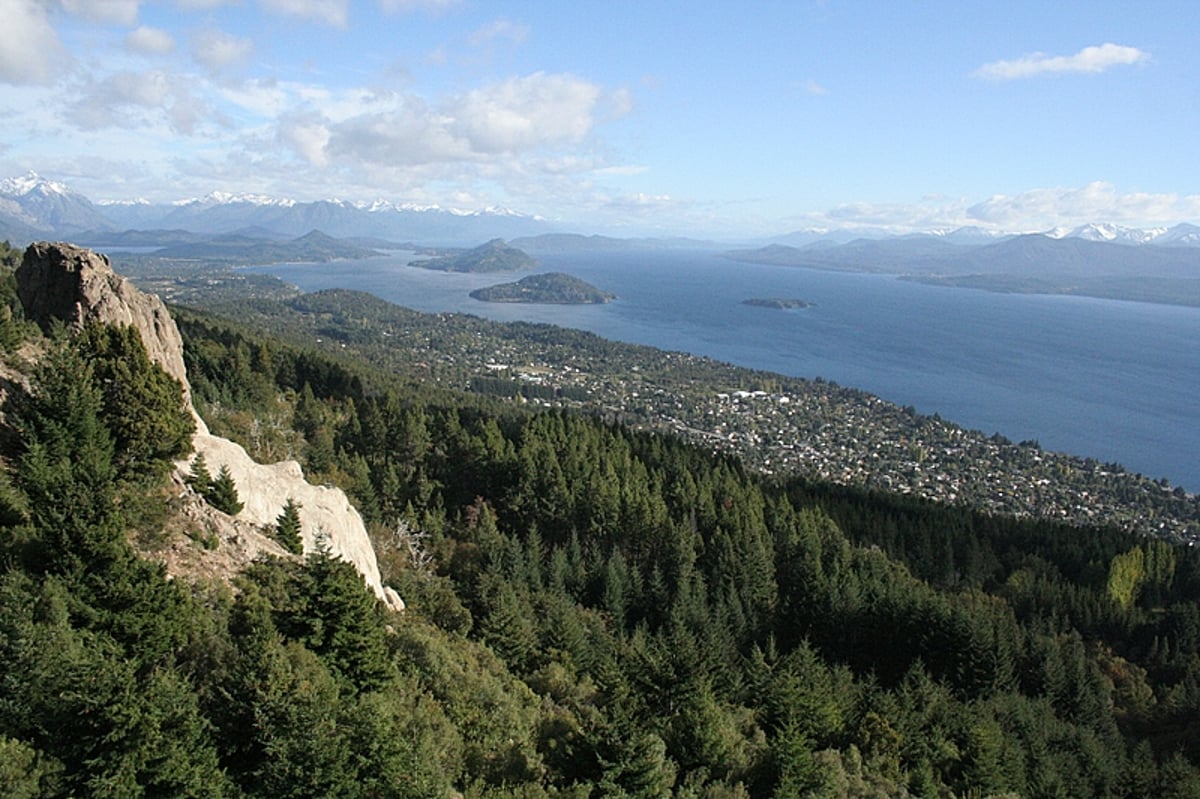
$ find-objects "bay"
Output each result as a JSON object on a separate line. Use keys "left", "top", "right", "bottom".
{"left": 246, "top": 250, "right": 1200, "bottom": 492}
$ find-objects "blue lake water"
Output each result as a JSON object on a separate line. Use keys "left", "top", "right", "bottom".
{"left": 247, "top": 250, "right": 1200, "bottom": 491}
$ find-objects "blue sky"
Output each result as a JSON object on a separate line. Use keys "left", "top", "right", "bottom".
{"left": 2, "top": 0, "right": 1197, "bottom": 236}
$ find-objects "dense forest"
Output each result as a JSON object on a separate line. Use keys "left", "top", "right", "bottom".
{"left": 1, "top": 242, "right": 1200, "bottom": 797}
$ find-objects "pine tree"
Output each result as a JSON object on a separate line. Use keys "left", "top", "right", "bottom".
{"left": 207, "top": 465, "right": 243, "bottom": 516}
{"left": 186, "top": 453, "right": 212, "bottom": 495}
{"left": 276, "top": 498, "right": 303, "bottom": 555}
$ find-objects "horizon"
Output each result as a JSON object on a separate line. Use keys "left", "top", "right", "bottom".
{"left": 3, "top": 2, "right": 1199, "bottom": 238}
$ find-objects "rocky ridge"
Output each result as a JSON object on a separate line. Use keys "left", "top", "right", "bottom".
{"left": 17, "top": 242, "right": 402, "bottom": 610}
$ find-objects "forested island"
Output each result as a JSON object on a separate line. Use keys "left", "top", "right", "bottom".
{"left": 470, "top": 272, "right": 616, "bottom": 304}
{"left": 742, "top": 297, "right": 814, "bottom": 309}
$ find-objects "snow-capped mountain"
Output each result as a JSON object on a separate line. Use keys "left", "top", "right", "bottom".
{"left": 93, "top": 191, "right": 552, "bottom": 244}
{"left": 0, "top": 171, "right": 113, "bottom": 234}
{"left": 1046, "top": 223, "right": 1169, "bottom": 245}
{"left": 2, "top": 172, "right": 1198, "bottom": 248}
{"left": 1152, "top": 223, "right": 1200, "bottom": 247}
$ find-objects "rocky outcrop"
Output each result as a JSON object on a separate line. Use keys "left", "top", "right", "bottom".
{"left": 183, "top": 434, "right": 403, "bottom": 610}
{"left": 17, "top": 241, "right": 402, "bottom": 611}
{"left": 17, "top": 241, "right": 198, "bottom": 419}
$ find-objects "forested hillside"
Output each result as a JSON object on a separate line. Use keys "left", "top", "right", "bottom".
{"left": 1, "top": 241, "right": 1200, "bottom": 798}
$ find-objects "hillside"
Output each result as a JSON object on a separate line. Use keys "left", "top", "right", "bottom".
{"left": 1, "top": 241, "right": 1200, "bottom": 798}
{"left": 469, "top": 272, "right": 616, "bottom": 304}
{"left": 726, "top": 235, "right": 1200, "bottom": 307}
{"left": 409, "top": 238, "right": 538, "bottom": 272}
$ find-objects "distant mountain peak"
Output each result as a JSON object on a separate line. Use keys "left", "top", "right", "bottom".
{"left": 1062, "top": 222, "right": 1167, "bottom": 245}
{"left": 0, "top": 170, "right": 72, "bottom": 198}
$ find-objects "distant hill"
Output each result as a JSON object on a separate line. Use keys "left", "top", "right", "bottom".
{"left": 412, "top": 239, "right": 537, "bottom": 272}
{"left": 470, "top": 272, "right": 616, "bottom": 304}
{"left": 100, "top": 229, "right": 384, "bottom": 264}
{"left": 726, "top": 234, "right": 1200, "bottom": 306}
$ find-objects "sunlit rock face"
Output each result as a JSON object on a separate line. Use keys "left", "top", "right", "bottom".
{"left": 17, "top": 241, "right": 403, "bottom": 611}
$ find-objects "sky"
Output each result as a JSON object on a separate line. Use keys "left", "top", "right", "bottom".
{"left": 2, "top": 0, "right": 1199, "bottom": 237}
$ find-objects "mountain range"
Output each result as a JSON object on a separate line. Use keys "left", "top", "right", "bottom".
{"left": 0, "top": 172, "right": 552, "bottom": 245}
{"left": 5, "top": 171, "right": 1200, "bottom": 251}
{"left": 727, "top": 232, "right": 1200, "bottom": 306}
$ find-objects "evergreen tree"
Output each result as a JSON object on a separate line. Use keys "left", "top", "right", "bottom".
{"left": 208, "top": 464, "right": 244, "bottom": 515}
{"left": 187, "top": 453, "right": 212, "bottom": 495}
{"left": 276, "top": 498, "right": 304, "bottom": 555}
{"left": 77, "top": 322, "right": 194, "bottom": 479}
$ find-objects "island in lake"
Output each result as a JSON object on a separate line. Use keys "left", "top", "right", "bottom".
{"left": 411, "top": 238, "right": 537, "bottom": 272}
{"left": 742, "top": 297, "right": 815, "bottom": 309}
{"left": 470, "top": 272, "right": 617, "bottom": 304}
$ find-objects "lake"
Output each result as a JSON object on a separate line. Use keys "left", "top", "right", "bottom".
{"left": 247, "top": 250, "right": 1200, "bottom": 492}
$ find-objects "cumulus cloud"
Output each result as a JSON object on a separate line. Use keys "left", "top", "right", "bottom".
{"left": 327, "top": 99, "right": 469, "bottom": 166}
{"left": 974, "top": 43, "right": 1149, "bottom": 81}
{"left": 0, "top": 0, "right": 65, "bottom": 85}
{"left": 67, "top": 69, "right": 211, "bottom": 135}
{"left": 191, "top": 29, "right": 254, "bottom": 71}
{"left": 261, "top": 0, "right": 350, "bottom": 27}
{"left": 278, "top": 111, "right": 332, "bottom": 166}
{"left": 125, "top": 26, "right": 175, "bottom": 55}
{"left": 61, "top": 0, "right": 141, "bottom": 25}
{"left": 449, "top": 72, "right": 603, "bottom": 153}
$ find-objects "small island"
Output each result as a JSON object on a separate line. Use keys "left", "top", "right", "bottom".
{"left": 411, "top": 238, "right": 537, "bottom": 272}
{"left": 742, "top": 297, "right": 815, "bottom": 310}
{"left": 470, "top": 272, "right": 617, "bottom": 305}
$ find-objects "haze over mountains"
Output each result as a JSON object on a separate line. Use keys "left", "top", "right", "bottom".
{"left": 5, "top": 171, "right": 1200, "bottom": 306}
{"left": 5, "top": 171, "right": 1200, "bottom": 251}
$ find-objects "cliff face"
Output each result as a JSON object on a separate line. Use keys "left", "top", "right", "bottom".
{"left": 17, "top": 241, "right": 198, "bottom": 418}
{"left": 17, "top": 242, "right": 402, "bottom": 611}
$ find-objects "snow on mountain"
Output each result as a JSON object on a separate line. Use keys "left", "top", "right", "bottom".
{"left": 0, "top": 171, "right": 72, "bottom": 198}
{"left": 1151, "top": 223, "right": 1200, "bottom": 247}
{"left": 0, "top": 171, "right": 112, "bottom": 234}
{"left": 171, "top": 191, "right": 298, "bottom": 209}
{"left": 926, "top": 226, "right": 1013, "bottom": 244}
{"left": 1064, "top": 223, "right": 1167, "bottom": 245}
{"left": 2, "top": 172, "right": 1195, "bottom": 247}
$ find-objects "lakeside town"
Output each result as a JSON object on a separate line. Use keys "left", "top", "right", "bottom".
{"left": 216, "top": 288, "right": 1199, "bottom": 545}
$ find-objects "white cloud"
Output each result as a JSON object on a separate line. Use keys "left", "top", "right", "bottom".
{"left": 327, "top": 99, "right": 470, "bottom": 166}
{"left": 0, "top": 0, "right": 65, "bottom": 85}
{"left": 974, "top": 43, "right": 1149, "bottom": 81}
{"left": 469, "top": 19, "right": 530, "bottom": 47}
{"left": 449, "top": 72, "right": 604, "bottom": 153}
{"left": 805, "top": 183, "right": 1200, "bottom": 234}
{"left": 64, "top": 68, "right": 215, "bottom": 135}
{"left": 61, "top": 0, "right": 142, "bottom": 25}
{"left": 125, "top": 25, "right": 175, "bottom": 55}
{"left": 967, "top": 182, "right": 1200, "bottom": 229}
{"left": 261, "top": 0, "right": 350, "bottom": 27}
{"left": 191, "top": 29, "right": 254, "bottom": 71}
{"left": 278, "top": 112, "right": 332, "bottom": 166}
